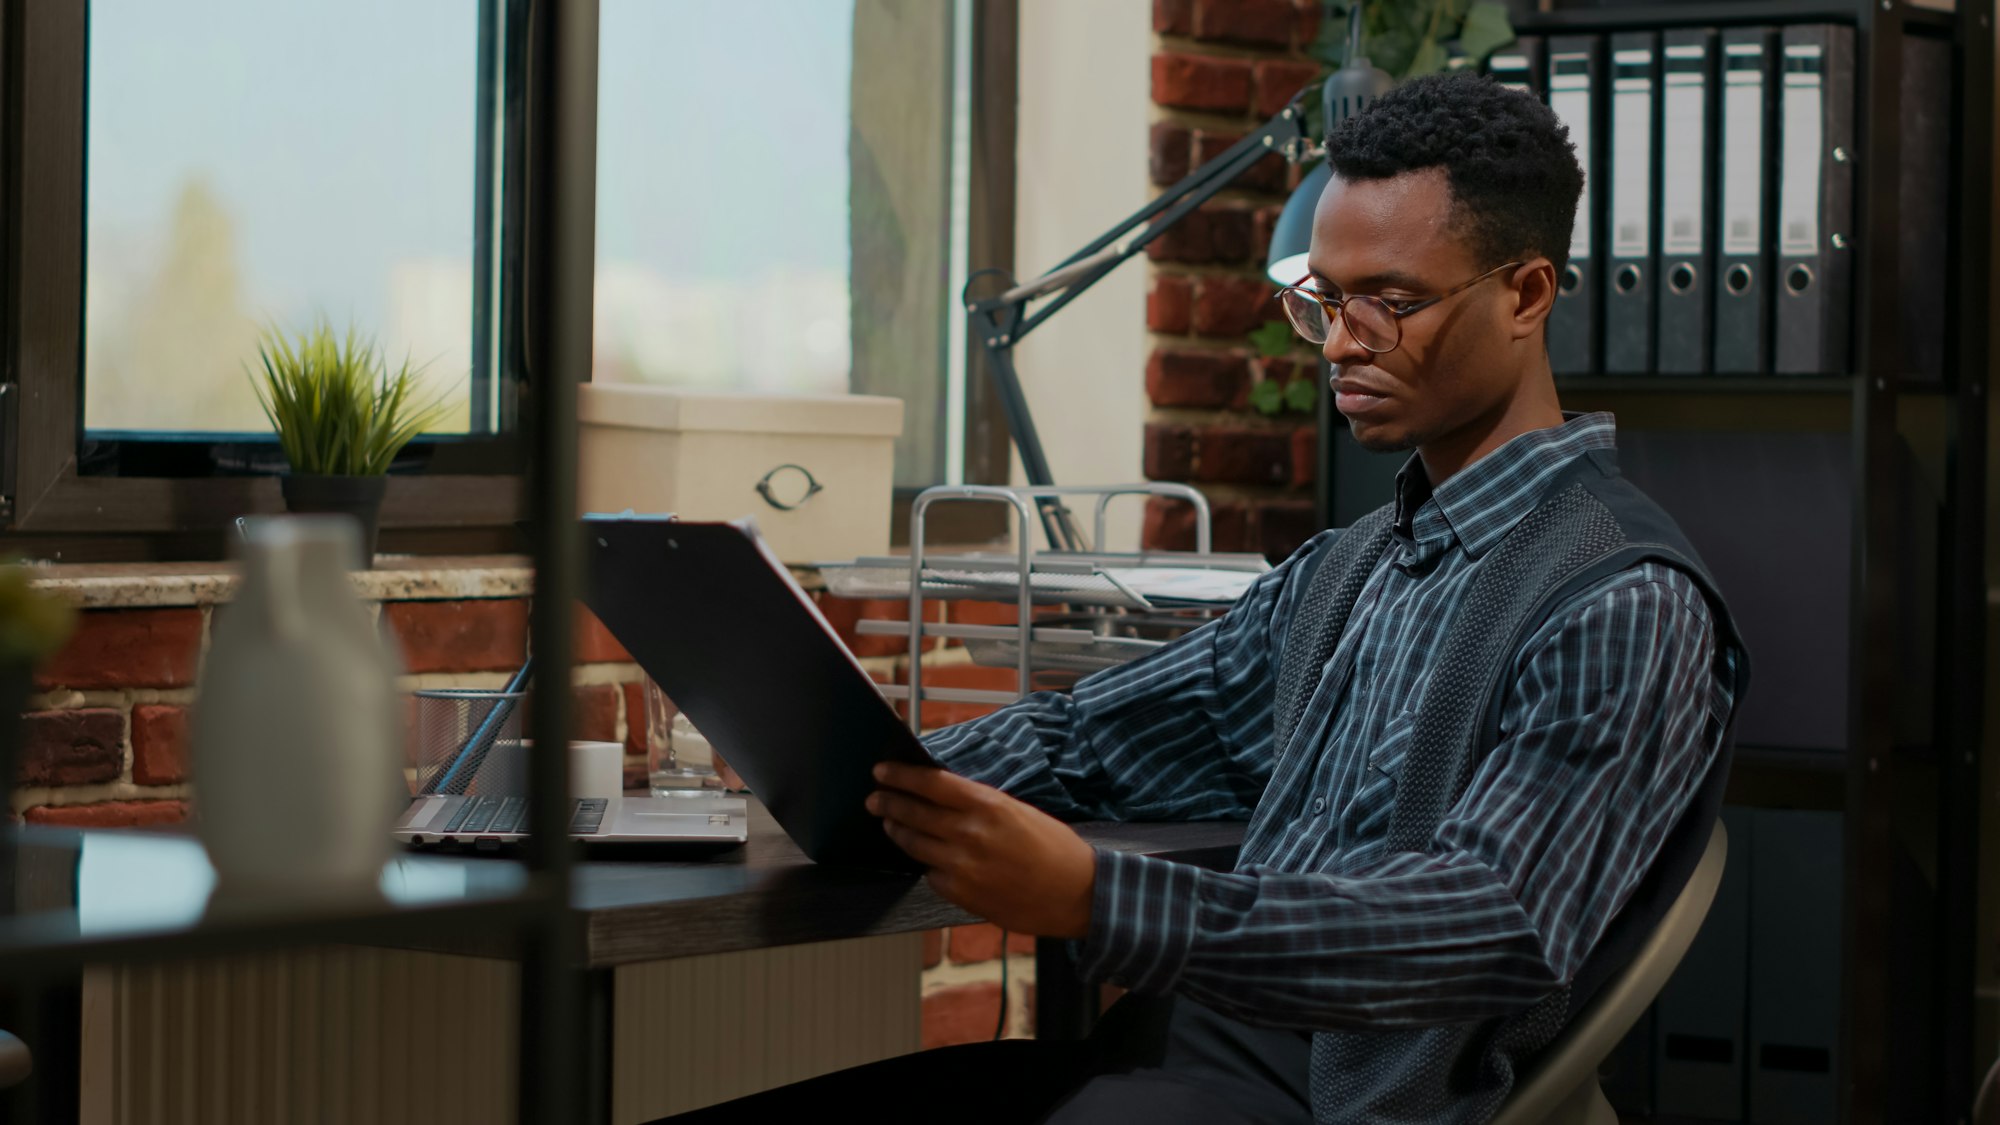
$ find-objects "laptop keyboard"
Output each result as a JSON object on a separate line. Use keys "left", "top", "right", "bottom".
{"left": 440, "top": 796, "right": 610, "bottom": 836}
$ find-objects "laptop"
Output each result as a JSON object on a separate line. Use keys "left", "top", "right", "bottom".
{"left": 579, "top": 515, "right": 942, "bottom": 871}
{"left": 394, "top": 791, "right": 747, "bottom": 851}
{"left": 393, "top": 660, "right": 749, "bottom": 850}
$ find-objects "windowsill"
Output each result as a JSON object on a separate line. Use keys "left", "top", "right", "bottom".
{"left": 27, "top": 555, "right": 535, "bottom": 609}
{"left": 27, "top": 555, "right": 843, "bottom": 609}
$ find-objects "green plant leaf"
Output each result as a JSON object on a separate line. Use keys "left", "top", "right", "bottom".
{"left": 1457, "top": 0, "right": 1515, "bottom": 63}
{"left": 1284, "top": 377, "right": 1319, "bottom": 414}
{"left": 1370, "top": 24, "right": 1418, "bottom": 76}
{"left": 1404, "top": 37, "right": 1449, "bottom": 79}
{"left": 249, "top": 315, "right": 460, "bottom": 477}
{"left": 0, "top": 564, "right": 75, "bottom": 663}
{"left": 1249, "top": 319, "right": 1296, "bottom": 359}
{"left": 1248, "top": 379, "right": 1285, "bottom": 416}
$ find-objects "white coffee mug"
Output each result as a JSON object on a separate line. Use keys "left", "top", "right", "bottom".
{"left": 569, "top": 740, "right": 625, "bottom": 800}
{"left": 473, "top": 739, "right": 626, "bottom": 800}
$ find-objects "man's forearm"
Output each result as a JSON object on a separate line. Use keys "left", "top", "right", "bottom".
{"left": 1075, "top": 849, "right": 1563, "bottom": 1032}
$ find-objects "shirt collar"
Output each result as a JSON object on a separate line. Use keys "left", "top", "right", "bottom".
{"left": 1391, "top": 412, "right": 1618, "bottom": 561}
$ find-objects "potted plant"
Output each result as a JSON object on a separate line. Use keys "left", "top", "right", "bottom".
{"left": 250, "top": 319, "right": 455, "bottom": 564}
{"left": 1311, "top": 0, "right": 1516, "bottom": 86}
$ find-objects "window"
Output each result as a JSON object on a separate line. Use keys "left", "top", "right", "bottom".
{"left": 0, "top": 0, "right": 1015, "bottom": 557}
{"left": 594, "top": 0, "right": 990, "bottom": 489}
{"left": 84, "top": 0, "right": 490, "bottom": 438}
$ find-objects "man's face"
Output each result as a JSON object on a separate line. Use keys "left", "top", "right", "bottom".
{"left": 1304, "top": 168, "right": 1523, "bottom": 454}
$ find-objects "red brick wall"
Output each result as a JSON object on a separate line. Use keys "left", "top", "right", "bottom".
{"left": 13, "top": 599, "right": 655, "bottom": 826}
{"left": 919, "top": 924, "right": 1040, "bottom": 1047}
{"left": 1143, "top": 0, "right": 1328, "bottom": 562}
{"left": 18, "top": 580, "right": 1033, "bottom": 1047}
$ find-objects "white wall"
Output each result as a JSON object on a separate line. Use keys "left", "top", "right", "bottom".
{"left": 1010, "top": 0, "right": 1151, "bottom": 550}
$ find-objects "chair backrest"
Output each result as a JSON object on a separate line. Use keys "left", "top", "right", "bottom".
{"left": 1975, "top": 1052, "right": 2000, "bottom": 1125}
{"left": 1489, "top": 820, "right": 1728, "bottom": 1125}
{"left": 0, "top": 1029, "right": 31, "bottom": 1090}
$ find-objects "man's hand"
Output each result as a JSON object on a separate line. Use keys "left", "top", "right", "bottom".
{"left": 867, "top": 762, "right": 1097, "bottom": 939}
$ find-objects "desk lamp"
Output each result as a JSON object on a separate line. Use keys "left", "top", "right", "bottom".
{"left": 1267, "top": 9, "right": 1393, "bottom": 283}
{"left": 964, "top": 7, "right": 1391, "bottom": 551}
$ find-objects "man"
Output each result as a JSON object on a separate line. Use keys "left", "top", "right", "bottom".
{"left": 668, "top": 73, "right": 1745, "bottom": 1125}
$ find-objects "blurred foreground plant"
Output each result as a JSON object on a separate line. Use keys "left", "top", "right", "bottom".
{"left": 0, "top": 566, "right": 74, "bottom": 666}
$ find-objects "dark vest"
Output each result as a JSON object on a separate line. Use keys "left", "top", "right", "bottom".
{"left": 1279, "top": 447, "right": 1750, "bottom": 1123}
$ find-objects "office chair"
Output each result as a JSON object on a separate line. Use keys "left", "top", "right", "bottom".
{"left": 1975, "top": 1051, "right": 1999, "bottom": 1125}
{"left": 1489, "top": 820, "right": 1728, "bottom": 1125}
{"left": 0, "top": 1030, "right": 29, "bottom": 1089}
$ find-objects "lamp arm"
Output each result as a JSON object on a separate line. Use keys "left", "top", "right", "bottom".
{"left": 1033, "top": 95, "right": 1317, "bottom": 282}
{"left": 971, "top": 95, "right": 1313, "bottom": 335}
{"left": 965, "top": 88, "right": 1315, "bottom": 553}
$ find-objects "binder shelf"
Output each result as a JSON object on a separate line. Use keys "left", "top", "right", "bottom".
{"left": 824, "top": 482, "right": 1269, "bottom": 732}
{"left": 1485, "top": 3, "right": 1992, "bottom": 1121}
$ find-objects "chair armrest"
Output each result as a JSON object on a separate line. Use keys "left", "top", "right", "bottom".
{"left": 0, "top": 1030, "right": 32, "bottom": 1090}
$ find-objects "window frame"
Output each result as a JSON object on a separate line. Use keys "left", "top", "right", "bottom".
{"left": 72, "top": 0, "right": 525, "bottom": 480}
{"left": 895, "top": 0, "right": 1016, "bottom": 548}
{"left": 0, "top": 0, "right": 1017, "bottom": 560}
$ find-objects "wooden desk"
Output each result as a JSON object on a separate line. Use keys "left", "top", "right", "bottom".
{"left": 10, "top": 804, "right": 1243, "bottom": 1124}
{"left": 557, "top": 801, "right": 1244, "bottom": 1121}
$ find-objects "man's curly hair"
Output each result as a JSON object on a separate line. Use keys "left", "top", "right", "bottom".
{"left": 1325, "top": 73, "right": 1584, "bottom": 275}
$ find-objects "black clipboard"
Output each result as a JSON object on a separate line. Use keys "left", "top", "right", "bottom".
{"left": 582, "top": 515, "right": 939, "bottom": 872}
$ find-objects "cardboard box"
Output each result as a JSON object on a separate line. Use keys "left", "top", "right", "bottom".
{"left": 578, "top": 385, "right": 903, "bottom": 564}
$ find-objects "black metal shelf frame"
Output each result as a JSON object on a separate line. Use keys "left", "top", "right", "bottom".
{"left": 0, "top": 1, "right": 599, "bottom": 1122}
{"left": 0, "top": 891, "right": 554, "bottom": 981}
{"left": 1555, "top": 374, "right": 1859, "bottom": 394}
{"left": 1519, "top": 0, "right": 1955, "bottom": 34}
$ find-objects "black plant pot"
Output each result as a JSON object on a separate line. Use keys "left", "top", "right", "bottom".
{"left": 279, "top": 474, "right": 389, "bottom": 565}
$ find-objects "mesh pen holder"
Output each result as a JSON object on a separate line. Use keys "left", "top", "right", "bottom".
{"left": 411, "top": 689, "right": 527, "bottom": 797}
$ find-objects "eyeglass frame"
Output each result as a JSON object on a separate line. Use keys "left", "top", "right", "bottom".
{"left": 1275, "top": 260, "right": 1527, "bottom": 354}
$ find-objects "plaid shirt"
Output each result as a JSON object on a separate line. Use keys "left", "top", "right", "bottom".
{"left": 926, "top": 414, "right": 1735, "bottom": 1096}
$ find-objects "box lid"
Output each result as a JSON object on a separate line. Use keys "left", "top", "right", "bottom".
{"left": 577, "top": 385, "right": 904, "bottom": 437}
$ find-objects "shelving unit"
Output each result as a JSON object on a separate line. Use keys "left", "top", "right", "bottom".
{"left": 1316, "top": 1, "right": 1991, "bottom": 1119}
{"left": 0, "top": 4, "right": 600, "bottom": 1123}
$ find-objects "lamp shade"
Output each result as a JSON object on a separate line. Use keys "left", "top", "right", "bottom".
{"left": 1265, "top": 160, "right": 1330, "bottom": 285}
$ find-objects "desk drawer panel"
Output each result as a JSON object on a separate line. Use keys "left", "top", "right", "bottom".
{"left": 612, "top": 933, "right": 922, "bottom": 1123}
{"left": 82, "top": 947, "right": 518, "bottom": 1125}
{"left": 80, "top": 935, "right": 919, "bottom": 1125}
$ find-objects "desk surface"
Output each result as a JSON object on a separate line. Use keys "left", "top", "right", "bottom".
{"left": 569, "top": 801, "right": 1245, "bottom": 966}
{"left": 0, "top": 799, "right": 1245, "bottom": 973}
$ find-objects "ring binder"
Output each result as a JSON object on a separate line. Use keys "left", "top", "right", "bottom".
{"left": 1713, "top": 28, "right": 1777, "bottom": 374}
{"left": 1656, "top": 30, "right": 1715, "bottom": 374}
{"left": 1605, "top": 32, "right": 1659, "bottom": 373}
{"left": 1546, "top": 36, "right": 1601, "bottom": 374}
{"left": 1488, "top": 34, "right": 1543, "bottom": 96}
{"left": 1748, "top": 808, "right": 1843, "bottom": 1123}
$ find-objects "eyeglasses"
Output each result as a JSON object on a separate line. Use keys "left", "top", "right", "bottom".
{"left": 1275, "top": 261, "right": 1524, "bottom": 354}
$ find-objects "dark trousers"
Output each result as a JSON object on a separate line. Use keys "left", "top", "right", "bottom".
{"left": 651, "top": 995, "right": 1314, "bottom": 1125}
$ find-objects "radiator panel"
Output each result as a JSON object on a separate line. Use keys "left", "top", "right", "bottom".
{"left": 80, "top": 934, "right": 920, "bottom": 1125}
